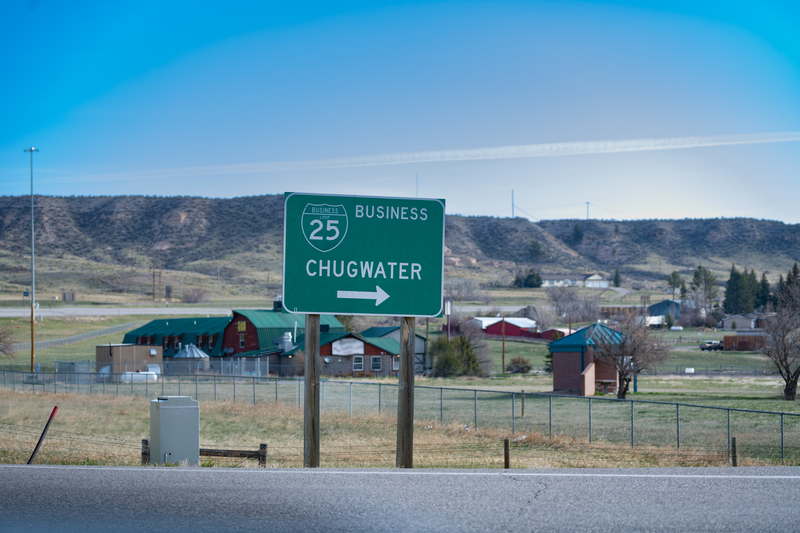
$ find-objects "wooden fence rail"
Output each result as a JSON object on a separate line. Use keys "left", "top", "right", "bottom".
{"left": 141, "top": 439, "right": 267, "bottom": 467}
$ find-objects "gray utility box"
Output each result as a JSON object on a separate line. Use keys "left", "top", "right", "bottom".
{"left": 149, "top": 396, "right": 199, "bottom": 465}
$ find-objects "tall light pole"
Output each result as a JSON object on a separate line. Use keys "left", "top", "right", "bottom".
{"left": 25, "top": 147, "right": 38, "bottom": 372}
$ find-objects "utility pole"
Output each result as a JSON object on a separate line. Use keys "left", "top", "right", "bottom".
{"left": 152, "top": 256, "right": 155, "bottom": 302}
{"left": 502, "top": 313, "right": 506, "bottom": 374}
{"left": 24, "top": 147, "right": 38, "bottom": 373}
{"left": 512, "top": 190, "right": 514, "bottom": 218}
{"left": 158, "top": 258, "right": 162, "bottom": 303}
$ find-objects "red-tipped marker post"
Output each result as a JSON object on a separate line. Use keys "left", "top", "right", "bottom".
{"left": 28, "top": 406, "right": 58, "bottom": 465}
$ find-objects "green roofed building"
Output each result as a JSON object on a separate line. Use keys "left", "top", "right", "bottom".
{"left": 548, "top": 323, "right": 623, "bottom": 396}
{"left": 284, "top": 332, "right": 400, "bottom": 378}
{"left": 123, "top": 316, "right": 232, "bottom": 357}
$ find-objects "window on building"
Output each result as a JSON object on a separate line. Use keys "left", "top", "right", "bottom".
{"left": 239, "top": 334, "right": 245, "bottom": 348}
{"left": 393, "top": 356, "right": 400, "bottom": 371}
{"left": 208, "top": 335, "right": 215, "bottom": 349}
{"left": 353, "top": 356, "right": 364, "bottom": 372}
{"left": 174, "top": 337, "right": 179, "bottom": 349}
{"left": 163, "top": 337, "right": 169, "bottom": 351}
{"left": 371, "top": 356, "right": 382, "bottom": 372}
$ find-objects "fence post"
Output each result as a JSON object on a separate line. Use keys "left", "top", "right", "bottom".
{"left": 142, "top": 439, "right": 150, "bottom": 465}
{"left": 589, "top": 397, "right": 593, "bottom": 443}
{"left": 731, "top": 437, "right": 738, "bottom": 467}
{"left": 512, "top": 393, "right": 516, "bottom": 434}
{"left": 676, "top": 404, "right": 680, "bottom": 450}
{"left": 253, "top": 376, "right": 256, "bottom": 406}
{"left": 378, "top": 383, "right": 381, "bottom": 414}
{"left": 521, "top": 390, "right": 525, "bottom": 418}
{"left": 549, "top": 394, "right": 552, "bottom": 438}
{"left": 259, "top": 443, "right": 268, "bottom": 467}
{"left": 214, "top": 374, "right": 217, "bottom": 401}
{"left": 630, "top": 401, "right": 634, "bottom": 448}
{"left": 233, "top": 376, "right": 237, "bottom": 403}
{"left": 474, "top": 390, "right": 478, "bottom": 431}
{"left": 727, "top": 409, "right": 731, "bottom": 458}
{"left": 440, "top": 388, "right": 444, "bottom": 425}
{"left": 781, "top": 414, "right": 785, "bottom": 466}
{"left": 504, "top": 438, "right": 510, "bottom": 469}
{"left": 350, "top": 383, "right": 353, "bottom": 417}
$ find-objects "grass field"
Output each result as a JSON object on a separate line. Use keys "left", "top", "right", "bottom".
{"left": 0, "top": 387, "right": 743, "bottom": 469}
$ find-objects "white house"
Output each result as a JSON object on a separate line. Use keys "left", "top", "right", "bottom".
{"left": 541, "top": 273, "right": 609, "bottom": 289}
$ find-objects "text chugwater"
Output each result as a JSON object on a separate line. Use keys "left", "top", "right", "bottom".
{"left": 306, "top": 260, "right": 422, "bottom": 280}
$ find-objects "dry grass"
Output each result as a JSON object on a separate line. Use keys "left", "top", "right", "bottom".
{"left": 0, "top": 388, "right": 755, "bottom": 469}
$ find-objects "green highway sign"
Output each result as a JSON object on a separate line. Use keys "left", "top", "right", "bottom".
{"left": 283, "top": 192, "right": 445, "bottom": 317}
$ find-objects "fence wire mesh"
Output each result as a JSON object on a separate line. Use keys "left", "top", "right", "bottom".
{"left": 2, "top": 370, "right": 798, "bottom": 466}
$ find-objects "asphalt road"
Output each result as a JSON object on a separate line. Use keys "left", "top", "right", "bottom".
{"left": 0, "top": 307, "right": 235, "bottom": 318}
{"left": 1, "top": 465, "right": 799, "bottom": 532}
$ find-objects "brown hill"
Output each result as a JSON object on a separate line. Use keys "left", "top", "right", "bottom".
{"left": 1, "top": 195, "right": 798, "bottom": 295}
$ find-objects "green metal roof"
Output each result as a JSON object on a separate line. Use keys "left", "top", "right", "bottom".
{"left": 122, "top": 317, "right": 232, "bottom": 356}
{"left": 232, "top": 309, "right": 346, "bottom": 351}
{"left": 289, "top": 333, "right": 400, "bottom": 356}
{"left": 359, "top": 326, "right": 399, "bottom": 337}
{"left": 548, "top": 323, "right": 625, "bottom": 352}
{"left": 358, "top": 326, "right": 427, "bottom": 340}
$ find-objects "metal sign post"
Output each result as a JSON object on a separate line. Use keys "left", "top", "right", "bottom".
{"left": 284, "top": 192, "right": 445, "bottom": 469}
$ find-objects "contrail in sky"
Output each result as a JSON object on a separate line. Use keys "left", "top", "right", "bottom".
{"left": 38, "top": 131, "right": 800, "bottom": 183}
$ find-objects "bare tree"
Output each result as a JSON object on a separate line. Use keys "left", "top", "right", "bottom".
{"left": 444, "top": 279, "right": 490, "bottom": 303}
{"left": 545, "top": 287, "right": 599, "bottom": 323}
{"left": 592, "top": 313, "right": 669, "bottom": 399}
{"left": 516, "top": 305, "right": 556, "bottom": 331}
{"left": 0, "top": 326, "right": 16, "bottom": 358}
{"left": 545, "top": 286, "right": 577, "bottom": 319}
{"left": 762, "top": 286, "right": 800, "bottom": 400}
{"left": 182, "top": 288, "right": 206, "bottom": 303}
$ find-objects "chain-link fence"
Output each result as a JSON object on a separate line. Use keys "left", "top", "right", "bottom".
{"left": 3, "top": 370, "right": 798, "bottom": 465}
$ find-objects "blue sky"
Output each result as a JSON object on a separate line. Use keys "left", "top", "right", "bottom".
{"left": 2, "top": 1, "right": 799, "bottom": 221}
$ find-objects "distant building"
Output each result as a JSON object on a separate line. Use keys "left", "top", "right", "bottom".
{"left": 467, "top": 317, "right": 538, "bottom": 337}
{"left": 549, "top": 324, "right": 621, "bottom": 396}
{"left": 541, "top": 273, "right": 609, "bottom": 289}
{"left": 359, "top": 326, "right": 427, "bottom": 372}
{"left": 285, "top": 332, "right": 400, "bottom": 377}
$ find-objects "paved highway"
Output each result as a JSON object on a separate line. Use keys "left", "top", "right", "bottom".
{"left": 1, "top": 465, "right": 798, "bottom": 532}
{"left": 0, "top": 307, "right": 236, "bottom": 318}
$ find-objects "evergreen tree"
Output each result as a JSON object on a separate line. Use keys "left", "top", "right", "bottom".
{"left": 613, "top": 268, "right": 621, "bottom": 288}
{"left": 572, "top": 223, "right": 583, "bottom": 240}
{"left": 756, "top": 272, "right": 771, "bottom": 310}
{"left": 524, "top": 269, "right": 543, "bottom": 288}
{"left": 666, "top": 271, "right": 683, "bottom": 301}
{"left": 724, "top": 264, "right": 754, "bottom": 315}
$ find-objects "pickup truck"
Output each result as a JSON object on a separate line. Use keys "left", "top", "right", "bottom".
{"left": 700, "top": 341, "right": 723, "bottom": 351}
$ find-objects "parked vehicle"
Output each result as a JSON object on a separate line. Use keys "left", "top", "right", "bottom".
{"left": 700, "top": 341, "right": 723, "bottom": 351}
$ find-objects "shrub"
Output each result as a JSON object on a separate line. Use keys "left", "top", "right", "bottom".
{"left": 506, "top": 356, "right": 531, "bottom": 374}
{"left": 182, "top": 288, "right": 206, "bottom": 303}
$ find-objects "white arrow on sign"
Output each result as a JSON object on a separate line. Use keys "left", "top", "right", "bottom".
{"left": 337, "top": 286, "right": 390, "bottom": 306}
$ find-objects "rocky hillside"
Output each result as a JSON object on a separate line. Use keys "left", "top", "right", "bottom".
{"left": 1, "top": 195, "right": 798, "bottom": 290}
